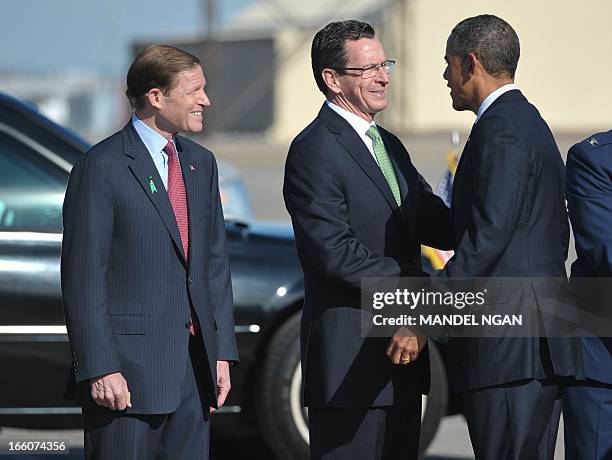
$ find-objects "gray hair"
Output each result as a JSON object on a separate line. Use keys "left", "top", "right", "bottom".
{"left": 447, "top": 14, "right": 520, "bottom": 78}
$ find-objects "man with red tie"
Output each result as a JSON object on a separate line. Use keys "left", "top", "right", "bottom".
{"left": 61, "top": 44, "right": 238, "bottom": 459}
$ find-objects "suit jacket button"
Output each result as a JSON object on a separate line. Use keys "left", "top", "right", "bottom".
{"left": 188, "top": 278, "right": 193, "bottom": 284}
{"left": 185, "top": 319, "right": 193, "bottom": 329}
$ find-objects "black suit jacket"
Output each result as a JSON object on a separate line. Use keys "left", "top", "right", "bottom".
{"left": 439, "top": 90, "right": 580, "bottom": 392}
{"left": 566, "top": 131, "right": 612, "bottom": 385}
{"left": 283, "top": 104, "right": 453, "bottom": 408}
{"left": 61, "top": 122, "right": 238, "bottom": 414}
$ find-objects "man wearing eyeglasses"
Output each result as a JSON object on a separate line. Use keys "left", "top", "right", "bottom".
{"left": 283, "top": 20, "right": 453, "bottom": 459}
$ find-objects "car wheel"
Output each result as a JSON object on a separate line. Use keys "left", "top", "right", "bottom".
{"left": 256, "top": 312, "right": 309, "bottom": 460}
{"left": 419, "top": 340, "right": 449, "bottom": 456}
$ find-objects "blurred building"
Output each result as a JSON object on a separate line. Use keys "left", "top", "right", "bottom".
{"left": 0, "top": 72, "right": 126, "bottom": 142}
{"left": 149, "top": 0, "right": 611, "bottom": 141}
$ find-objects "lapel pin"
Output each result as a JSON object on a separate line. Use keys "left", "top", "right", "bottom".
{"left": 147, "top": 176, "right": 158, "bottom": 194}
{"left": 189, "top": 165, "right": 196, "bottom": 172}
{"left": 588, "top": 137, "right": 599, "bottom": 146}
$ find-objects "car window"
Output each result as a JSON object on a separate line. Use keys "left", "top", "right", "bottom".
{"left": 0, "top": 131, "right": 67, "bottom": 233}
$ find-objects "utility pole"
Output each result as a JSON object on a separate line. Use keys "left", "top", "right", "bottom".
{"left": 204, "top": 0, "right": 217, "bottom": 37}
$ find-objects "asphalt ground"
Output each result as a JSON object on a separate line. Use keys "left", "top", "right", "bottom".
{"left": 0, "top": 415, "right": 566, "bottom": 459}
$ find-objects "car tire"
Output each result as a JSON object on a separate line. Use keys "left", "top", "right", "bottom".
{"left": 418, "top": 340, "right": 449, "bottom": 456}
{"left": 256, "top": 312, "right": 309, "bottom": 460}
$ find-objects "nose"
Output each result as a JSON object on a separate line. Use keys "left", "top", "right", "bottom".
{"left": 198, "top": 89, "right": 211, "bottom": 107}
{"left": 376, "top": 66, "right": 390, "bottom": 84}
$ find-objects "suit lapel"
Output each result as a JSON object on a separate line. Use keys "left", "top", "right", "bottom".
{"left": 122, "top": 123, "right": 187, "bottom": 264}
{"left": 383, "top": 132, "right": 412, "bottom": 205}
{"left": 175, "top": 138, "right": 201, "bottom": 265}
{"left": 319, "top": 105, "right": 400, "bottom": 212}
{"left": 383, "top": 133, "right": 415, "bottom": 239}
{"left": 454, "top": 135, "right": 471, "bottom": 181}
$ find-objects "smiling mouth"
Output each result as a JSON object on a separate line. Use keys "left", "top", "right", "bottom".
{"left": 191, "top": 111, "right": 203, "bottom": 117}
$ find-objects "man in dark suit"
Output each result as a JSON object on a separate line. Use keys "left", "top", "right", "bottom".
{"left": 439, "top": 15, "right": 579, "bottom": 459}
{"left": 564, "top": 131, "right": 612, "bottom": 460}
{"left": 283, "top": 20, "right": 453, "bottom": 460}
{"left": 61, "top": 45, "right": 238, "bottom": 459}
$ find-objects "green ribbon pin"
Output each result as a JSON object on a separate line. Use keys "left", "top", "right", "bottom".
{"left": 148, "top": 176, "right": 158, "bottom": 193}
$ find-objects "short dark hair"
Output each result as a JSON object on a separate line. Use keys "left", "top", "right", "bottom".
{"left": 447, "top": 14, "right": 520, "bottom": 79}
{"left": 126, "top": 44, "right": 201, "bottom": 110}
{"left": 311, "top": 20, "right": 375, "bottom": 95}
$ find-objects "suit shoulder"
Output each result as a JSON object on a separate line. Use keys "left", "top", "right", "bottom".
{"left": 290, "top": 118, "right": 326, "bottom": 148}
{"left": 287, "top": 118, "right": 332, "bottom": 159}
{"left": 177, "top": 135, "right": 214, "bottom": 160}
{"left": 486, "top": 95, "right": 542, "bottom": 126}
{"left": 377, "top": 124, "right": 410, "bottom": 150}
{"left": 286, "top": 119, "right": 343, "bottom": 177}
{"left": 77, "top": 130, "right": 124, "bottom": 168}
{"left": 376, "top": 124, "right": 401, "bottom": 143}
{"left": 570, "top": 130, "right": 612, "bottom": 158}
{"left": 474, "top": 113, "right": 519, "bottom": 137}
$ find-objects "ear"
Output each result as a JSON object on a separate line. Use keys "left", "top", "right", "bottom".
{"left": 460, "top": 53, "right": 478, "bottom": 84}
{"left": 322, "top": 68, "right": 342, "bottom": 96}
{"left": 146, "top": 88, "right": 164, "bottom": 110}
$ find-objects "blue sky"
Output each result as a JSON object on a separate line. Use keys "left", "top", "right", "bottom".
{"left": 0, "top": 0, "right": 252, "bottom": 77}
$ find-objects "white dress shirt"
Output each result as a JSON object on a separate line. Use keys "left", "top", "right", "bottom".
{"left": 326, "top": 100, "right": 380, "bottom": 164}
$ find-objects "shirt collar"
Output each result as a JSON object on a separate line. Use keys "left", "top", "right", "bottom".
{"left": 475, "top": 83, "right": 518, "bottom": 123}
{"left": 326, "top": 100, "right": 375, "bottom": 137}
{"left": 131, "top": 114, "right": 172, "bottom": 156}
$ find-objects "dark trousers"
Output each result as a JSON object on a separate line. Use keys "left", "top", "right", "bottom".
{"left": 463, "top": 379, "right": 560, "bottom": 460}
{"left": 308, "top": 394, "right": 422, "bottom": 460}
{"left": 83, "top": 336, "right": 211, "bottom": 460}
{"left": 563, "top": 381, "right": 612, "bottom": 460}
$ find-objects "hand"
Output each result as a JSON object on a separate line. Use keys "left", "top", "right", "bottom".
{"left": 386, "top": 327, "right": 427, "bottom": 365}
{"left": 90, "top": 372, "right": 131, "bottom": 410}
{"left": 210, "top": 361, "right": 231, "bottom": 413}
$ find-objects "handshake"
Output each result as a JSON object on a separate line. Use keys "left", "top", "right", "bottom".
{"left": 385, "top": 264, "right": 429, "bottom": 365}
{"left": 386, "top": 327, "right": 428, "bottom": 365}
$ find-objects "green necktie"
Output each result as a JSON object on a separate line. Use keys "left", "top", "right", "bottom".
{"left": 366, "top": 125, "right": 401, "bottom": 206}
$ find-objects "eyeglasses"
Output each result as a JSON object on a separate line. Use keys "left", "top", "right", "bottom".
{"left": 334, "top": 60, "right": 396, "bottom": 79}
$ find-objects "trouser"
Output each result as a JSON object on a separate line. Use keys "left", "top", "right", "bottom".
{"left": 308, "top": 393, "right": 422, "bottom": 460}
{"left": 563, "top": 381, "right": 612, "bottom": 460}
{"left": 463, "top": 378, "right": 561, "bottom": 460}
{"left": 83, "top": 336, "right": 211, "bottom": 460}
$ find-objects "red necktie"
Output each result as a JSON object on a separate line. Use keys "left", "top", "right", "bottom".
{"left": 165, "top": 140, "right": 189, "bottom": 258}
{"left": 165, "top": 140, "right": 197, "bottom": 335}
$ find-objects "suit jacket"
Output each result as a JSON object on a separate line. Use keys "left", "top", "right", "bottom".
{"left": 566, "top": 130, "right": 612, "bottom": 385}
{"left": 439, "top": 90, "right": 580, "bottom": 392}
{"left": 61, "top": 122, "right": 239, "bottom": 414}
{"left": 283, "top": 104, "right": 453, "bottom": 408}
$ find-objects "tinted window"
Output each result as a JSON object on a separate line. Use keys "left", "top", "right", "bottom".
{"left": 0, "top": 132, "right": 67, "bottom": 232}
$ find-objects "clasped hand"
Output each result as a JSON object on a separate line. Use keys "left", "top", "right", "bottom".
{"left": 386, "top": 327, "right": 427, "bottom": 365}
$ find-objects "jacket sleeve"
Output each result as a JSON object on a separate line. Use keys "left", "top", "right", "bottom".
{"left": 566, "top": 144, "right": 612, "bottom": 276}
{"left": 283, "top": 137, "right": 403, "bottom": 290}
{"left": 61, "top": 154, "right": 121, "bottom": 382}
{"left": 439, "top": 116, "right": 529, "bottom": 278}
{"left": 417, "top": 173, "right": 454, "bottom": 250}
{"left": 208, "top": 156, "right": 239, "bottom": 362}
